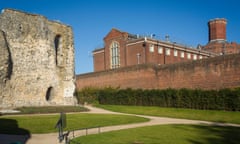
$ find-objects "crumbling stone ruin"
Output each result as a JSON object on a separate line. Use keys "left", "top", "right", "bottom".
{"left": 0, "top": 9, "right": 76, "bottom": 108}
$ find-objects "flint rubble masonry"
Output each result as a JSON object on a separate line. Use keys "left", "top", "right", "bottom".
{"left": 0, "top": 9, "right": 76, "bottom": 108}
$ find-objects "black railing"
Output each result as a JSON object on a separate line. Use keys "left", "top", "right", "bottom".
{"left": 55, "top": 113, "right": 102, "bottom": 144}
{"left": 69, "top": 126, "right": 101, "bottom": 138}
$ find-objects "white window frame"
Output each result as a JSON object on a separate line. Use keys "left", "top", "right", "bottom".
{"left": 187, "top": 53, "right": 191, "bottom": 59}
{"left": 199, "top": 55, "right": 202, "bottom": 59}
{"left": 181, "top": 51, "right": 184, "bottom": 58}
{"left": 166, "top": 48, "right": 170, "bottom": 56}
{"left": 110, "top": 41, "right": 120, "bottom": 69}
{"left": 158, "top": 46, "right": 163, "bottom": 54}
{"left": 193, "top": 54, "right": 197, "bottom": 60}
{"left": 149, "top": 44, "right": 154, "bottom": 52}
{"left": 174, "top": 49, "right": 178, "bottom": 57}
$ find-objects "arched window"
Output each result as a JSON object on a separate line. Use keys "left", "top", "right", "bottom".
{"left": 110, "top": 41, "right": 120, "bottom": 69}
{"left": 54, "top": 35, "right": 61, "bottom": 65}
{"left": 46, "top": 86, "right": 54, "bottom": 101}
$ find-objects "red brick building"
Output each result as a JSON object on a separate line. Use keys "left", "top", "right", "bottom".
{"left": 77, "top": 18, "right": 240, "bottom": 91}
{"left": 202, "top": 18, "right": 240, "bottom": 54}
{"left": 93, "top": 18, "right": 240, "bottom": 72}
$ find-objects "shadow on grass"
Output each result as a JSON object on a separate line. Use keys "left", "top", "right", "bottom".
{"left": 180, "top": 125, "right": 240, "bottom": 144}
{"left": 0, "top": 118, "right": 31, "bottom": 144}
{"left": 14, "top": 106, "right": 89, "bottom": 114}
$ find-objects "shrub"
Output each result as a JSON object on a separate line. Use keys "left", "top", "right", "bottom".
{"left": 75, "top": 87, "right": 100, "bottom": 104}
{"left": 76, "top": 87, "right": 240, "bottom": 111}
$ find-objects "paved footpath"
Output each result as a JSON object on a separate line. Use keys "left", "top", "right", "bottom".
{"left": 1, "top": 105, "right": 240, "bottom": 144}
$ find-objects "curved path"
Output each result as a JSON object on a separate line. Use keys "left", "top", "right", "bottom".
{"left": 1, "top": 105, "right": 240, "bottom": 144}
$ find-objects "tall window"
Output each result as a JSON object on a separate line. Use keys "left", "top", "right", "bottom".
{"left": 187, "top": 53, "right": 191, "bottom": 59}
{"left": 181, "top": 51, "right": 184, "bottom": 58}
{"left": 110, "top": 41, "right": 120, "bottom": 69}
{"left": 193, "top": 54, "right": 197, "bottom": 60}
{"left": 149, "top": 44, "right": 154, "bottom": 52}
{"left": 166, "top": 48, "right": 170, "bottom": 56}
{"left": 54, "top": 35, "right": 61, "bottom": 65}
{"left": 174, "top": 49, "right": 178, "bottom": 57}
{"left": 158, "top": 47, "right": 163, "bottom": 54}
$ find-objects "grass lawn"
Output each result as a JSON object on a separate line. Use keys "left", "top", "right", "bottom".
{"left": 96, "top": 105, "right": 240, "bottom": 124}
{"left": 72, "top": 124, "right": 240, "bottom": 144}
{"left": 0, "top": 113, "right": 148, "bottom": 134}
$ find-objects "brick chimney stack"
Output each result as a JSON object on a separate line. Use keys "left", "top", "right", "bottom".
{"left": 208, "top": 18, "right": 227, "bottom": 42}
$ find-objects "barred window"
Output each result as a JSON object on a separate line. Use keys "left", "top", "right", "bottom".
{"left": 174, "top": 49, "right": 178, "bottom": 57}
{"left": 193, "top": 54, "right": 197, "bottom": 60}
{"left": 166, "top": 48, "right": 170, "bottom": 55}
{"left": 110, "top": 41, "right": 120, "bottom": 69}
{"left": 149, "top": 44, "right": 154, "bottom": 52}
{"left": 187, "top": 53, "right": 191, "bottom": 59}
{"left": 181, "top": 51, "right": 184, "bottom": 58}
{"left": 158, "top": 47, "right": 163, "bottom": 54}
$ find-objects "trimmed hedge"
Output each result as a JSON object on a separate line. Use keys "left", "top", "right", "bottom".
{"left": 75, "top": 87, "right": 100, "bottom": 104}
{"left": 76, "top": 87, "right": 240, "bottom": 111}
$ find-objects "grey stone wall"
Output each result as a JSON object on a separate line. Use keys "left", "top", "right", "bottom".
{"left": 0, "top": 9, "right": 76, "bottom": 108}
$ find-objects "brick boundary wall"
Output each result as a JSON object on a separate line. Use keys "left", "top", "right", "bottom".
{"left": 76, "top": 53, "right": 240, "bottom": 90}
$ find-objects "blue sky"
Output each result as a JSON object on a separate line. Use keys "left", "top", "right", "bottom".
{"left": 1, "top": 0, "right": 239, "bottom": 74}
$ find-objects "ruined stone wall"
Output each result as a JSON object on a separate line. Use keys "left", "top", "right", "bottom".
{"left": 0, "top": 9, "right": 76, "bottom": 108}
{"left": 76, "top": 54, "right": 240, "bottom": 91}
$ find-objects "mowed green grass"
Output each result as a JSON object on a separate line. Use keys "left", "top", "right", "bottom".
{"left": 0, "top": 113, "right": 148, "bottom": 134}
{"left": 73, "top": 124, "right": 240, "bottom": 144}
{"left": 97, "top": 105, "right": 240, "bottom": 124}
